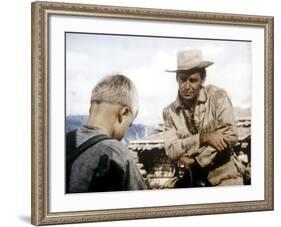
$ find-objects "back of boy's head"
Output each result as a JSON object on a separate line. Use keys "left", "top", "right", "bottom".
{"left": 90, "top": 74, "right": 139, "bottom": 116}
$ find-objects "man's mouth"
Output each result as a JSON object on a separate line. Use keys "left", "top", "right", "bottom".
{"left": 182, "top": 92, "right": 193, "bottom": 96}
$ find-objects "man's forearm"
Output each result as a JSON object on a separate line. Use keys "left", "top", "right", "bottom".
{"left": 199, "top": 131, "right": 228, "bottom": 151}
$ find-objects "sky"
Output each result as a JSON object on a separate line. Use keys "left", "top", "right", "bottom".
{"left": 66, "top": 33, "right": 252, "bottom": 125}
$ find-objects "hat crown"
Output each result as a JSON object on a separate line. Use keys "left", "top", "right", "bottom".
{"left": 177, "top": 49, "right": 204, "bottom": 70}
{"left": 166, "top": 49, "right": 213, "bottom": 73}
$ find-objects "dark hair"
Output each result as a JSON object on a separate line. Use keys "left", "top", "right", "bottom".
{"left": 198, "top": 68, "right": 206, "bottom": 79}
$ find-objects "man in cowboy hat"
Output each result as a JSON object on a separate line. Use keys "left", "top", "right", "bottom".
{"left": 163, "top": 49, "right": 244, "bottom": 187}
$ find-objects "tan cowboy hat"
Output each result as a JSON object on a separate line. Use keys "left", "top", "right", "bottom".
{"left": 166, "top": 49, "right": 214, "bottom": 72}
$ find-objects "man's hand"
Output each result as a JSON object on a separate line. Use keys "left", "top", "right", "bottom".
{"left": 178, "top": 156, "right": 195, "bottom": 169}
{"left": 200, "top": 131, "right": 228, "bottom": 151}
{"left": 176, "top": 129, "right": 189, "bottom": 139}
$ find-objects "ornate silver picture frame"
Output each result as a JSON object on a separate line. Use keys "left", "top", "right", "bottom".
{"left": 31, "top": 1, "right": 273, "bottom": 225}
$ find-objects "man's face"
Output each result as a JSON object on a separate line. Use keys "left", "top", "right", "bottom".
{"left": 177, "top": 71, "right": 205, "bottom": 102}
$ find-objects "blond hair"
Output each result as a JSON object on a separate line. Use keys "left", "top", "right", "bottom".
{"left": 91, "top": 74, "right": 139, "bottom": 116}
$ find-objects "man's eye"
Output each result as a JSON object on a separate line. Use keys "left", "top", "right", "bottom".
{"left": 189, "top": 78, "right": 199, "bottom": 83}
{"left": 179, "top": 76, "right": 187, "bottom": 82}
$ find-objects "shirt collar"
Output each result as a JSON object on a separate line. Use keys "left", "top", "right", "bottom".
{"left": 174, "top": 86, "right": 207, "bottom": 112}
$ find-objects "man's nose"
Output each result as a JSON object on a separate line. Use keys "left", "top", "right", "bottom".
{"left": 184, "top": 81, "right": 191, "bottom": 90}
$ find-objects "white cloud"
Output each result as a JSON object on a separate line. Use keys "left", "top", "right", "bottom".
{"left": 123, "top": 51, "right": 179, "bottom": 124}
{"left": 66, "top": 34, "right": 252, "bottom": 125}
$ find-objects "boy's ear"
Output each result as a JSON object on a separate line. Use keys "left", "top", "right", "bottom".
{"left": 118, "top": 106, "right": 130, "bottom": 122}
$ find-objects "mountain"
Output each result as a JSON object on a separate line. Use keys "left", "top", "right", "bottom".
{"left": 66, "top": 107, "right": 251, "bottom": 143}
{"left": 123, "top": 124, "right": 158, "bottom": 143}
{"left": 233, "top": 107, "right": 251, "bottom": 119}
{"left": 66, "top": 115, "right": 88, "bottom": 132}
{"left": 65, "top": 115, "right": 158, "bottom": 142}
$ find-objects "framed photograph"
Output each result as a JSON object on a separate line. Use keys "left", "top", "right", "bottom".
{"left": 31, "top": 1, "right": 274, "bottom": 225}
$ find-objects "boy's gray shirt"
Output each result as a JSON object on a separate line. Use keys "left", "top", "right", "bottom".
{"left": 68, "top": 125, "right": 145, "bottom": 193}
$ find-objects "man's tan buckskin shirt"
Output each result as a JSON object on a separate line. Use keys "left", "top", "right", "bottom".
{"left": 163, "top": 85, "right": 243, "bottom": 185}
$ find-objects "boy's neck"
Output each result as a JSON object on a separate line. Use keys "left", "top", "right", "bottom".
{"left": 86, "top": 102, "right": 119, "bottom": 137}
{"left": 86, "top": 117, "right": 113, "bottom": 137}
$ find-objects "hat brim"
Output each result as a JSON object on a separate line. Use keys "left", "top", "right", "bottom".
{"left": 166, "top": 61, "right": 214, "bottom": 73}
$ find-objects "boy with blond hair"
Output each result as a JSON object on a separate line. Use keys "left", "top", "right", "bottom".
{"left": 67, "top": 74, "right": 145, "bottom": 193}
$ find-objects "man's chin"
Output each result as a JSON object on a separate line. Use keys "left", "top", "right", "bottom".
{"left": 181, "top": 95, "right": 194, "bottom": 101}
